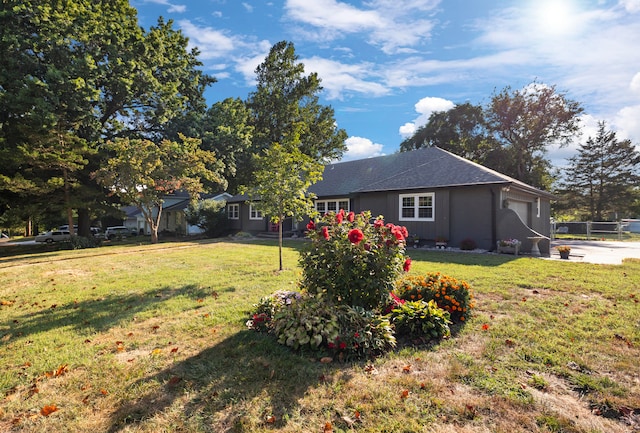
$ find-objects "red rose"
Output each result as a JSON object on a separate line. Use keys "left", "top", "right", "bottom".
{"left": 403, "top": 257, "right": 412, "bottom": 272}
{"left": 348, "top": 228, "right": 364, "bottom": 244}
{"left": 327, "top": 342, "right": 336, "bottom": 349}
{"left": 392, "top": 226, "right": 405, "bottom": 241}
{"left": 347, "top": 211, "right": 355, "bottom": 222}
{"left": 321, "top": 226, "right": 330, "bottom": 240}
{"left": 336, "top": 212, "right": 344, "bottom": 224}
{"left": 374, "top": 219, "right": 384, "bottom": 228}
{"left": 306, "top": 220, "right": 315, "bottom": 230}
{"left": 339, "top": 341, "right": 347, "bottom": 350}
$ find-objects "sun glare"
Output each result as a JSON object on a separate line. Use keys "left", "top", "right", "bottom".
{"left": 534, "top": 0, "right": 579, "bottom": 36}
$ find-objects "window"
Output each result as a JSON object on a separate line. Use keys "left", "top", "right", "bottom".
{"left": 315, "top": 199, "right": 350, "bottom": 214}
{"left": 399, "top": 193, "right": 434, "bottom": 221}
{"left": 249, "top": 205, "right": 263, "bottom": 220}
{"left": 227, "top": 204, "right": 239, "bottom": 220}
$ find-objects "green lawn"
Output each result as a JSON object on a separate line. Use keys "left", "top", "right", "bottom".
{"left": 1, "top": 239, "right": 638, "bottom": 432}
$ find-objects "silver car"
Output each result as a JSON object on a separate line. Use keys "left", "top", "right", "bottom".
{"left": 35, "top": 230, "right": 71, "bottom": 243}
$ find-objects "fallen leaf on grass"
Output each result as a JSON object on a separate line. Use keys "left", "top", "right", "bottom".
{"left": 40, "top": 405, "right": 58, "bottom": 416}
{"left": 100, "top": 389, "right": 108, "bottom": 395}
{"left": 402, "top": 365, "right": 412, "bottom": 373}
{"left": 1, "top": 300, "right": 14, "bottom": 306}
{"left": 323, "top": 421, "right": 333, "bottom": 432}
{"left": 170, "top": 347, "right": 178, "bottom": 353}
{"left": 265, "top": 415, "right": 276, "bottom": 423}
{"left": 481, "top": 323, "right": 490, "bottom": 331}
{"left": 401, "top": 389, "right": 409, "bottom": 399}
{"left": 320, "top": 357, "right": 333, "bottom": 363}
{"left": 168, "top": 376, "right": 182, "bottom": 385}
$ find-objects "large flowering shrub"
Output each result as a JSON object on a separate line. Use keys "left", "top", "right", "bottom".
{"left": 299, "top": 210, "right": 410, "bottom": 310}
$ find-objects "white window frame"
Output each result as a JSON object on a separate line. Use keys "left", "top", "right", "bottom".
{"left": 249, "top": 204, "right": 264, "bottom": 220}
{"left": 227, "top": 203, "right": 239, "bottom": 220}
{"left": 315, "top": 198, "right": 350, "bottom": 214}
{"left": 398, "top": 193, "right": 435, "bottom": 221}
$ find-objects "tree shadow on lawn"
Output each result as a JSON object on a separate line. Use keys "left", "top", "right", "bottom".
{"left": 408, "top": 249, "right": 522, "bottom": 267}
{"left": 2, "top": 284, "right": 218, "bottom": 342}
{"left": 106, "top": 330, "right": 338, "bottom": 432}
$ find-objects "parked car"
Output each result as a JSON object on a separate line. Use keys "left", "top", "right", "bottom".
{"left": 104, "top": 226, "right": 136, "bottom": 240}
{"left": 35, "top": 230, "right": 71, "bottom": 243}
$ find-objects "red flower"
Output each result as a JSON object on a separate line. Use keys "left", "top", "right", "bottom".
{"left": 348, "top": 228, "right": 364, "bottom": 244}
{"left": 392, "top": 226, "right": 406, "bottom": 241}
{"left": 354, "top": 332, "right": 360, "bottom": 338}
{"left": 306, "top": 220, "right": 315, "bottom": 230}
{"left": 327, "top": 342, "right": 336, "bottom": 349}
{"left": 374, "top": 219, "right": 384, "bottom": 228}
{"left": 321, "top": 226, "right": 330, "bottom": 240}
{"left": 403, "top": 257, "right": 412, "bottom": 272}
{"left": 347, "top": 211, "right": 355, "bottom": 222}
{"left": 336, "top": 212, "right": 344, "bottom": 224}
{"left": 339, "top": 341, "right": 347, "bottom": 350}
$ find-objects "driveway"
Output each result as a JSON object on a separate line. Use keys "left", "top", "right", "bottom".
{"left": 549, "top": 240, "right": 640, "bottom": 264}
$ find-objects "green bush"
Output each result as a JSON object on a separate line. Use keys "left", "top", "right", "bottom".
{"left": 394, "top": 273, "right": 474, "bottom": 323}
{"left": 246, "top": 290, "right": 302, "bottom": 332}
{"left": 268, "top": 295, "right": 396, "bottom": 359}
{"left": 68, "top": 235, "right": 102, "bottom": 250}
{"left": 299, "top": 210, "right": 410, "bottom": 310}
{"left": 185, "top": 199, "right": 229, "bottom": 237}
{"left": 389, "top": 300, "right": 451, "bottom": 340}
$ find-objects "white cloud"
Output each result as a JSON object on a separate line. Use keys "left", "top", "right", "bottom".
{"left": 620, "top": 0, "right": 640, "bottom": 13}
{"left": 341, "top": 136, "right": 385, "bottom": 161}
{"left": 302, "top": 57, "right": 389, "bottom": 99}
{"left": 242, "top": 2, "right": 254, "bottom": 13}
{"left": 178, "top": 20, "right": 238, "bottom": 60}
{"left": 614, "top": 105, "right": 640, "bottom": 144}
{"left": 631, "top": 72, "right": 640, "bottom": 93}
{"left": 398, "top": 96, "right": 454, "bottom": 138}
{"left": 284, "top": 0, "right": 440, "bottom": 53}
{"left": 144, "top": 0, "right": 186, "bottom": 13}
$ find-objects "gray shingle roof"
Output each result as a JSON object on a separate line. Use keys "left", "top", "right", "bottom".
{"left": 310, "top": 147, "right": 553, "bottom": 198}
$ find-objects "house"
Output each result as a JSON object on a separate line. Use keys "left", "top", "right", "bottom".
{"left": 227, "top": 147, "right": 555, "bottom": 255}
{"left": 122, "top": 191, "right": 232, "bottom": 236}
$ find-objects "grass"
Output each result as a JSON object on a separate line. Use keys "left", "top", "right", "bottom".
{"left": 1, "top": 239, "right": 639, "bottom": 432}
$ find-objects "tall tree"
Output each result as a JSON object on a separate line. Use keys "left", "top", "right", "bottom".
{"left": 241, "top": 41, "right": 346, "bottom": 188}
{"left": 486, "top": 82, "right": 583, "bottom": 189}
{"left": 399, "top": 102, "right": 503, "bottom": 166}
{"left": 95, "top": 135, "right": 224, "bottom": 244}
{"left": 0, "top": 1, "right": 214, "bottom": 235}
{"left": 560, "top": 122, "right": 640, "bottom": 220}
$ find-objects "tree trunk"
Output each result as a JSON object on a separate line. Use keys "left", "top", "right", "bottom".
{"left": 77, "top": 209, "right": 91, "bottom": 237}
{"left": 278, "top": 216, "right": 283, "bottom": 271}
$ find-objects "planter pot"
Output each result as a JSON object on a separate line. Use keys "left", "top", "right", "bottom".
{"left": 497, "top": 243, "right": 519, "bottom": 255}
{"left": 435, "top": 242, "right": 447, "bottom": 249}
{"left": 559, "top": 251, "right": 570, "bottom": 260}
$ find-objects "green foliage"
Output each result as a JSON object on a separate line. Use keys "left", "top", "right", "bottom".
{"left": 389, "top": 300, "right": 451, "bottom": 340}
{"left": 394, "top": 273, "right": 474, "bottom": 323}
{"left": 267, "top": 295, "right": 396, "bottom": 359}
{"left": 241, "top": 140, "right": 324, "bottom": 270}
{"left": 486, "top": 81, "right": 583, "bottom": 189}
{"left": 559, "top": 121, "right": 640, "bottom": 220}
{"left": 95, "top": 135, "right": 224, "bottom": 243}
{"left": 185, "top": 199, "right": 229, "bottom": 238}
{"left": 246, "top": 290, "right": 302, "bottom": 332}
{"left": 67, "top": 235, "right": 102, "bottom": 250}
{"left": 300, "top": 210, "right": 410, "bottom": 310}
{"left": 241, "top": 41, "right": 347, "bottom": 189}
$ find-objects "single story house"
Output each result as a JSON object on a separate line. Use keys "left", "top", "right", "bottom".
{"left": 122, "top": 191, "right": 232, "bottom": 236}
{"left": 227, "top": 147, "right": 555, "bottom": 255}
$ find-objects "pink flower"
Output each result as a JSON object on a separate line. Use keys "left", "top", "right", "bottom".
{"left": 374, "top": 219, "right": 384, "bottom": 228}
{"left": 403, "top": 257, "right": 412, "bottom": 272}
{"left": 347, "top": 211, "right": 355, "bottom": 222}
{"left": 306, "top": 220, "right": 315, "bottom": 230}
{"left": 336, "top": 212, "right": 344, "bottom": 224}
{"left": 321, "top": 226, "right": 330, "bottom": 240}
{"left": 348, "top": 228, "right": 364, "bottom": 244}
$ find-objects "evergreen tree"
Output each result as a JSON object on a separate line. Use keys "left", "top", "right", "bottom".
{"left": 561, "top": 122, "right": 640, "bottom": 220}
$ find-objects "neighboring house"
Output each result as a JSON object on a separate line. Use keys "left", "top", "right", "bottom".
{"left": 227, "top": 147, "right": 555, "bottom": 255}
{"left": 122, "top": 191, "right": 232, "bottom": 236}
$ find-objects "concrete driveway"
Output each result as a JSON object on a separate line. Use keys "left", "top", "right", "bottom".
{"left": 549, "top": 240, "right": 640, "bottom": 264}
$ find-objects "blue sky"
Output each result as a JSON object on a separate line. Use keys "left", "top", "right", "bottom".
{"left": 132, "top": 0, "right": 640, "bottom": 166}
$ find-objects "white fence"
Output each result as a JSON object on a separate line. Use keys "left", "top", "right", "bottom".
{"left": 552, "top": 221, "right": 624, "bottom": 240}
